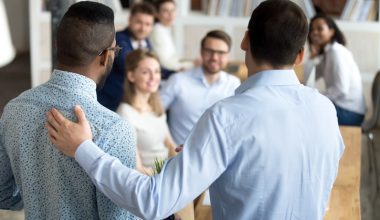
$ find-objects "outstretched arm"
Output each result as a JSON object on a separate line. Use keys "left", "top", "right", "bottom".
{"left": 45, "top": 106, "right": 229, "bottom": 219}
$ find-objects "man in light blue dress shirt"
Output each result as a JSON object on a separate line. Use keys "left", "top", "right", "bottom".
{"left": 0, "top": 2, "right": 138, "bottom": 219}
{"left": 160, "top": 30, "right": 240, "bottom": 145}
{"left": 46, "top": 1, "right": 344, "bottom": 219}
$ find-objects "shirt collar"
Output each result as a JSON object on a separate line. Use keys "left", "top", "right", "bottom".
{"left": 49, "top": 69, "right": 97, "bottom": 99}
{"left": 193, "top": 67, "right": 227, "bottom": 86}
{"left": 323, "top": 42, "right": 334, "bottom": 53}
{"left": 235, "top": 69, "right": 300, "bottom": 94}
{"left": 131, "top": 39, "right": 148, "bottom": 50}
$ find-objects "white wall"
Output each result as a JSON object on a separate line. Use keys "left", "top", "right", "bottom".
{"left": 3, "top": 0, "right": 29, "bottom": 52}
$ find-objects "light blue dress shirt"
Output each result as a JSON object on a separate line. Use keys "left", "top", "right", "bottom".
{"left": 74, "top": 69, "right": 344, "bottom": 219}
{"left": 160, "top": 66, "right": 240, "bottom": 145}
{"left": 0, "top": 70, "right": 138, "bottom": 219}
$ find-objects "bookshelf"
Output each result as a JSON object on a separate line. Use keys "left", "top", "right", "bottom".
{"left": 30, "top": 0, "right": 380, "bottom": 90}
{"left": 29, "top": 0, "right": 129, "bottom": 87}
{"left": 174, "top": 0, "right": 380, "bottom": 117}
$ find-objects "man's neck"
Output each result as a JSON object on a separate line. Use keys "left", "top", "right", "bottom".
{"left": 202, "top": 69, "right": 221, "bottom": 85}
{"left": 247, "top": 63, "right": 293, "bottom": 77}
{"left": 56, "top": 63, "right": 98, "bottom": 83}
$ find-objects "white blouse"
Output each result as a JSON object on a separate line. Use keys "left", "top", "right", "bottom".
{"left": 117, "top": 103, "right": 170, "bottom": 167}
{"left": 304, "top": 42, "right": 366, "bottom": 115}
{"left": 149, "top": 22, "right": 193, "bottom": 71}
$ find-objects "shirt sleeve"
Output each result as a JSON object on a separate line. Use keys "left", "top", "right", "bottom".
{"left": 75, "top": 109, "right": 229, "bottom": 219}
{"left": 150, "top": 26, "right": 182, "bottom": 71}
{"left": 325, "top": 50, "right": 351, "bottom": 100}
{"left": 303, "top": 56, "right": 322, "bottom": 83}
{"left": 0, "top": 122, "right": 23, "bottom": 210}
{"left": 160, "top": 74, "right": 179, "bottom": 109}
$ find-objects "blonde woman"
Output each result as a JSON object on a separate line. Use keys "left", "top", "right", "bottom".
{"left": 117, "top": 49, "right": 194, "bottom": 220}
{"left": 117, "top": 49, "right": 176, "bottom": 174}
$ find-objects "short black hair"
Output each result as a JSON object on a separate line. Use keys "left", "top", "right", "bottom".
{"left": 56, "top": 1, "right": 115, "bottom": 67}
{"left": 248, "top": 0, "right": 308, "bottom": 68}
{"left": 130, "top": 2, "right": 156, "bottom": 17}
{"left": 201, "top": 30, "right": 232, "bottom": 51}
{"left": 308, "top": 13, "right": 346, "bottom": 46}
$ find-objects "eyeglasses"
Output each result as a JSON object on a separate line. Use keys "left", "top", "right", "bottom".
{"left": 202, "top": 48, "right": 229, "bottom": 57}
{"left": 98, "top": 45, "right": 123, "bottom": 57}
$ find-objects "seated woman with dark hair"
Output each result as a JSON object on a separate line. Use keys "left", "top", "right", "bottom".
{"left": 304, "top": 13, "right": 366, "bottom": 126}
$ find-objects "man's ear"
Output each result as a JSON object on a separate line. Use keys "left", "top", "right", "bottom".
{"left": 99, "top": 50, "right": 110, "bottom": 66}
{"left": 294, "top": 47, "right": 305, "bottom": 66}
{"left": 240, "top": 31, "right": 249, "bottom": 51}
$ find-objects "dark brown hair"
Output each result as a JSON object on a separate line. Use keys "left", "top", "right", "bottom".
{"left": 248, "top": 0, "right": 308, "bottom": 68}
{"left": 201, "top": 30, "right": 232, "bottom": 51}
{"left": 130, "top": 2, "right": 156, "bottom": 17}
{"left": 308, "top": 13, "right": 346, "bottom": 47}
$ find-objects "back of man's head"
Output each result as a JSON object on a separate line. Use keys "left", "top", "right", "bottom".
{"left": 248, "top": 0, "right": 308, "bottom": 68}
{"left": 56, "top": 1, "right": 115, "bottom": 67}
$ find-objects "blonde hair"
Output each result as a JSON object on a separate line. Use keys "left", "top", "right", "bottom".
{"left": 123, "top": 49, "right": 164, "bottom": 116}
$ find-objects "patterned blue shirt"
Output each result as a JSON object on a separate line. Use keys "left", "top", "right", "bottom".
{"left": 0, "top": 70, "right": 138, "bottom": 219}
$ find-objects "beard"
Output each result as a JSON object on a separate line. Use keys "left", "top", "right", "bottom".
{"left": 203, "top": 63, "right": 221, "bottom": 75}
{"left": 97, "top": 55, "right": 114, "bottom": 89}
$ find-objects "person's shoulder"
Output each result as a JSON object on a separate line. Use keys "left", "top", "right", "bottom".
{"left": 116, "top": 103, "right": 139, "bottom": 119}
{"left": 223, "top": 71, "right": 241, "bottom": 84}
{"left": 116, "top": 29, "right": 131, "bottom": 41}
{"left": 329, "top": 42, "right": 351, "bottom": 57}
{"left": 207, "top": 94, "right": 244, "bottom": 117}
{"left": 86, "top": 104, "right": 136, "bottom": 168}
{"left": 301, "top": 85, "right": 336, "bottom": 109}
{"left": 167, "top": 68, "right": 193, "bottom": 82}
{"left": 85, "top": 102, "right": 132, "bottom": 133}
{"left": 88, "top": 103, "right": 136, "bottom": 147}
{"left": 152, "top": 22, "right": 167, "bottom": 32}
{"left": 3, "top": 83, "right": 46, "bottom": 112}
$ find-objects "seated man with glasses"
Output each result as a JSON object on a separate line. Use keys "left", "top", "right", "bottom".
{"left": 0, "top": 2, "right": 138, "bottom": 219}
{"left": 160, "top": 30, "right": 241, "bottom": 146}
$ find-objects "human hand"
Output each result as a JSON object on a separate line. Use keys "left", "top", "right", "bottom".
{"left": 175, "top": 144, "right": 183, "bottom": 153}
{"left": 309, "top": 44, "right": 321, "bottom": 59}
{"left": 45, "top": 105, "right": 93, "bottom": 157}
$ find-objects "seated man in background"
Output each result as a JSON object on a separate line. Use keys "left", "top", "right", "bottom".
{"left": 0, "top": 2, "right": 137, "bottom": 219}
{"left": 160, "top": 30, "right": 240, "bottom": 145}
{"left": 97, "top": 2, "right": 155, "bottom": 111}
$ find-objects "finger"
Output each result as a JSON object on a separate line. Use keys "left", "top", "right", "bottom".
{"left": 48, "top": 133, "right": 59, "bottom": 147}
{"left": 175, "top": 147, "right": 183, "bottom": 153}
{"left": 50, "top": 108, "right": 68, "bottom": 125}
{"left": 46, "top": 112, "right": 61, "bottom": 130}
{"left": 74, "top": 105, "right": 89, "bottom": 125}
{"left": 45, "top": 122, "right": 59, "bottom": 139}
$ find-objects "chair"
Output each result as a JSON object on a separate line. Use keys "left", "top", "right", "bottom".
{"left": 362, "top": 70, "right": 380, "bottom": 199}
